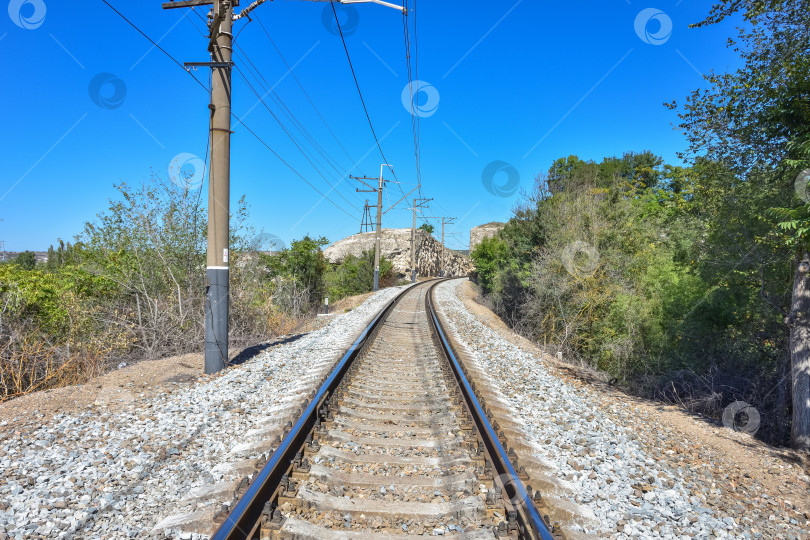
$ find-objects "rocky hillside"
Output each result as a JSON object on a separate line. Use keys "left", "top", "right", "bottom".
{"left": 470, "top": 222, "right": 506, "bottom": 252}
{"left": 324, "top": 228, "right": 473, "bottom": 278}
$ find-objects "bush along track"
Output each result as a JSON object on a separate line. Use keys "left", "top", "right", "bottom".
{"left": 434, "top": 279, "right": 810, "bottom": 539}
{"left": 0, "top": 286, "right": 408, "bottom": 539}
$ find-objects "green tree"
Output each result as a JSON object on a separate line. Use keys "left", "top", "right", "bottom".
{"left": 45, "top": 240, "right": 76, "bottom": 271}
{"left": 672, "top": 0, "right": 810, "bottom": 172}
{"left": 15, "top": 251, "right": 36, "bottom": 270}
{"left": 418, "top": 223, "right": 434, "bottom": 234}
{"left": 263, "top": 236, "right": 329, "bottom": 314}
{"left": 325, "top": 250, "right": 393, "bottom": 301}
{"left": 672, "top": 0, "right": 810, "bottom": 450}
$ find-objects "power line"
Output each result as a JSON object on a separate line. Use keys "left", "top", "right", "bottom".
{"left": 231, "top": 58, "right": 361, "bottom": 213}
{"left": 402, "top": 0, "right": 422, "bottom": 191}
{"left": 330, "top": 3, "right": 409, "bottom": 203}
{"left": 100, "top": 0, "right": 357, "bottom": 220}
{"left": 254, "top": 12, "right": 365, "bottom": 177}
{"left": 100, "top": 0, "right": 208, "bottom": 91}
{"left": 232, "top": 42, "right": 362, "bottom": 206}
{"left": 231, "top": 112, "right": 357, "bottom": 219}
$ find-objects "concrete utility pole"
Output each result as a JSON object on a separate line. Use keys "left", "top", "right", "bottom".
{"left": 164, "top": 0, "right": 405, "bottom": 374}
{"left": 441, "top": 217, "right": 456, "bottom": 277}
{"left": 164, "top": 0, "right": 235, "bottom": 374}
{"left": 410, "top": 198, "right": 431, "bottom": 283}
{"left": 352, "top": 164, "right": 391, "bottom": 291}
{"left": 206, "top": 0, "right": 233, "bottom": 375}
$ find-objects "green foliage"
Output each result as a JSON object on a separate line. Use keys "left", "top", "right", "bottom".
{"left": 672, "top": 0, "right": 810, "bottom": 173}
{"left": 471, "top": 236, "right": 511, "bottom": 291}
{"left": 325, "top": 250, "right": 393, "bottom": 301}
{"left": 261, "top": 236, "right": 330, "bottom": 317}
{"left": 474, "top": 151, "right": 795, "bottom": 443}
{"left": 14, "top": 251, "right": 36, "bottom": 270}
{"left": 46, "top": 240, "right": 78, "bottom": 271}
{"left": 0, "top": 265, "right": 115, "bottom": 337}
{"left": 418, "top": 223, "right": 434, "bottom": 234}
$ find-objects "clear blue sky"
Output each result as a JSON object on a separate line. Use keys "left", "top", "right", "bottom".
{"left": 3, "top": 0, "right": 741, "bottom": 252}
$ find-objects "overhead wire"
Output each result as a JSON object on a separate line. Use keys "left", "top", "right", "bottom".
{"left": 103, "top": 0, "right": 357, "bottom": 220}
{"left": 254, "top": 12, "right": 365, "bottom": 177}
{"left": 231, "top": 111, "right": 356, "bottom": 218}
{"left": 330, "top": 3, "right": 410, "bottom": 207}
{"left": 231, "top": 48, "right": 363, "bottom": 212}
{"left": 100, "top": 0, "right": 209, "bottom": 92}
{"left": 402, "top": 0, "right": 423, "bottom": 194}
{"left": 232, "top": 42, "right": 361, "bottom": 202}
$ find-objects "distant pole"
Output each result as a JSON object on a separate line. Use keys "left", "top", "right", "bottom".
{"left": 351, "top": 165, "right": 390, "bottom": 292}
{"left": 441, "top": 217, "right": 456, "bottom": 277}
{"left": 411, "top": 202, "right": 417, "bottom": 283}
{"left": 373, "top": 164, "right": 387, "bottom": 291}
{"left": 360, "top": 200, "right": 374, "bottom": 233}
{"left": 410, "top": 198, "right": 431, "bottom": 283}
{"left": 441, "top": 219, "right": 445, "bottom": 277}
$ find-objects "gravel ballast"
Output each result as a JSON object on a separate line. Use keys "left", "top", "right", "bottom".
{"left": 0, "top": 285, "right": 408, "bottom": 540}
{"left": 434, "top": 279, "right": 810, "bottom": 539}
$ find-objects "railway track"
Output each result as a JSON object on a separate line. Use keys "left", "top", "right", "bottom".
{"left": 210, "top": 280, "right": 560, "bottom": 540}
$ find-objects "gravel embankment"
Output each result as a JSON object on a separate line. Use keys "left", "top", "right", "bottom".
{"left": 0, "top": 286, "right": 408, "bottom": 540}
{"left": 434, "top": 279, "right": 810, "bottom": 539}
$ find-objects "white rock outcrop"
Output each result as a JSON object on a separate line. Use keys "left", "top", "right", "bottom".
{"left": 469, "top": 222, "right": 506, "bottom": 253}
{"left": 324, "top": 228, "right": 473, "bottom": 278}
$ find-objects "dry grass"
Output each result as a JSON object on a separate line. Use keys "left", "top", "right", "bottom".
{"left": 0, "top": 336, "right": 107, "bottom": 402}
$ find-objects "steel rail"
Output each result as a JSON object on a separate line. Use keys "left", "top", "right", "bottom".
{"left": 210, "top": 283, "right": 416, "bottom": 540}
{"left": 210, "top": 278, "right": 555, "bottom": 539}
{"left": 425, "top": 279, "right": 556, "bottom": 540}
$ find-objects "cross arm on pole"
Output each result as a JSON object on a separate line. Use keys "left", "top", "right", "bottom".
{"left": 350, "top": 175, "right": 380, "bottom": 192}
{"left": 384, "top": 186, "right": 418, "bottom": 214}
{"left": 233, "top": 0, "right": 405, "bottom": 21}
{"left": 162, "top": 0, "right": 239, "bottom": 8}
